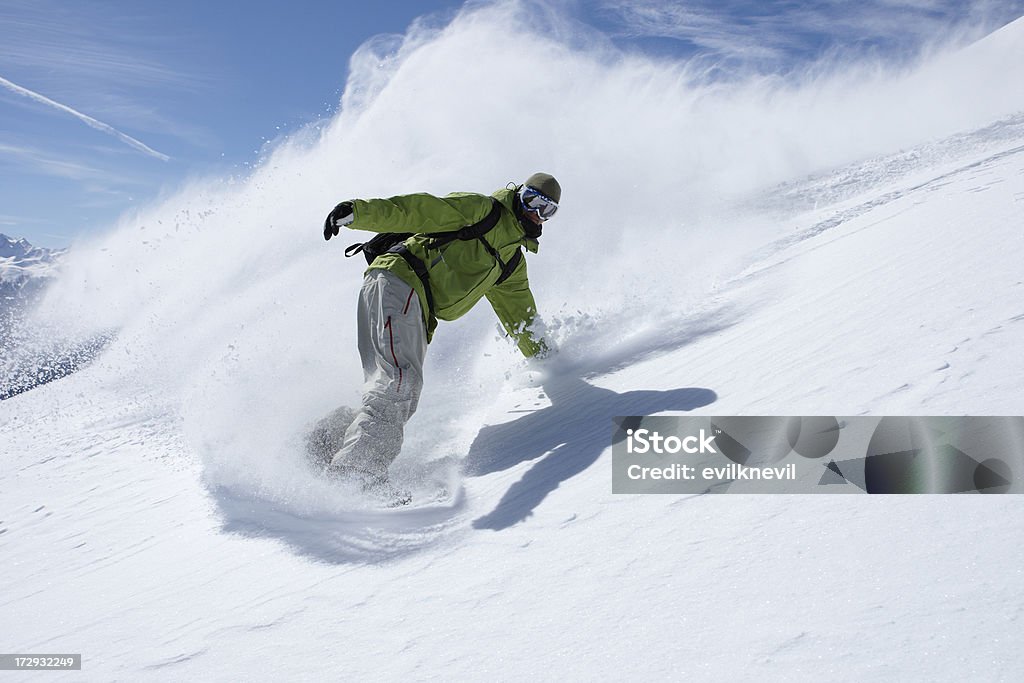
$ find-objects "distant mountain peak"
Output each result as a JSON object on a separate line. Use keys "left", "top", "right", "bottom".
{"left": 0, "top": 233, "right": 65, "bottom": 291}
{"left": 1, "top": 234, "right": 37, "bottom": 260}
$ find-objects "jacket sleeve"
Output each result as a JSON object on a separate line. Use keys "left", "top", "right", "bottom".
{"left": 485, "top": 255, "right": 548, "bottom": 358}
{"left": 348, "top": 192, "right": 493, "bottom": 234}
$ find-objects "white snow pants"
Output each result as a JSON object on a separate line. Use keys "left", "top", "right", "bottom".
{"left": 331, "top": 269, "right": 428, "bottom": 481}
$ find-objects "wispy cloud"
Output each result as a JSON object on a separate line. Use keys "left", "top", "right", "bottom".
{"left": 0, "top": 1, "right": 204, "bottom": 92}
{"left": 595, "top": 0, "right": 1024, "bottom": 68}
{"left": 0, "top": 141, "right": 148, "bottom": 185}
{"left": 0, "top": 75, "right": 170, "bottom": 161}
{"left": 0, "top": 1, "right": 212, "bottom": 150}
{"left": 0, "top": 214, "right": 35, "bottom": 227}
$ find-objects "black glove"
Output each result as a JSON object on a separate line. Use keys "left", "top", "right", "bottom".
{"left": 323, "top": 201, "right": 354, "bottom": 241}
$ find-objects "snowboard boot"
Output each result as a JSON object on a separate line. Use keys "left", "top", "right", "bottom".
{"left": 305, "top": 406, "right": 358, "bottom": 471}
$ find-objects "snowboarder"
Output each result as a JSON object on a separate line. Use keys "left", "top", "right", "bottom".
{"left": 321, "top": 172, "right": 561, "bottom": 496}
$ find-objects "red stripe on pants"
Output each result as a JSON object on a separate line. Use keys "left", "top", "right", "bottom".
{"left": 384, "top": 316, "right": 403, "bottom": 392}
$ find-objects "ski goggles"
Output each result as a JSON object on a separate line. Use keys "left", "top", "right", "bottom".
{"left": 519, "top": 185, "right": 559, "bottom": 221}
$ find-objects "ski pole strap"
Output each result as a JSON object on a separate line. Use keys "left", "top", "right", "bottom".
{"left": 344, "top": 243, "right": 365, "bottom": 258}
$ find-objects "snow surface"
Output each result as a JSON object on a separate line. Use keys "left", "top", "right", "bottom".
{"left": 2, "top": 5, "right": 1024, "bottom": 680}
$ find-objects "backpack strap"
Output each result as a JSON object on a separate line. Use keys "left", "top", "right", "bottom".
{"left": 391, "top": 243, "right": 436, "bottom": 315}
{"left": 350, "top": 197, "right": 513, "bottom": 320}
{"left": 432, "top": 198, "right": 509, "bottom": 272}
{"left": 343, "top": 198, "right": 502, "bottom": 264}
{"left": 494, "top": 247, "right": 522, "bottom": 285}
{"left": 345, "top": 232, "right": 414, "bottom": 263}
{"left": 425, "top": 198, "right": 503, "bottom": 249}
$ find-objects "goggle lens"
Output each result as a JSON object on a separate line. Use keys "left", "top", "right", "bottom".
{"left": 520, "top": 186, "right": 558, "bottom": 220}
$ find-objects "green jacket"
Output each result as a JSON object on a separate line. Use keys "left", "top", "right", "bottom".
{"left": 347, "top": 187, "right": 546, "bottom": 357}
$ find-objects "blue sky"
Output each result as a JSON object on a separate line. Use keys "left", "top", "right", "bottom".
{"left": 0, "top": 0, "right": 472, "bottom": 246}
{"left": 2, "top": 0, "right": 1022, "bottom": 247}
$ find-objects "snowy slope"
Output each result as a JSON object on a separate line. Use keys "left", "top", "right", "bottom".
{"left": 0, "top": 235, "right": 77, "bottom": 400}
{"left": 2, "top": 7, "right": 1024, "bottom": 681}
{"left": 0, "top": 330, "right": 110, "bottom": 401}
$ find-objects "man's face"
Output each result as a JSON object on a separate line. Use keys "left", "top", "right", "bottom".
{"left": 518, "top": 184, "right": 558, "bottom": 228}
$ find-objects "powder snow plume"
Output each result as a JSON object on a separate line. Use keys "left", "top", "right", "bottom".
{"left": 18, "top": 2, "right": 1024, "bottom": 509}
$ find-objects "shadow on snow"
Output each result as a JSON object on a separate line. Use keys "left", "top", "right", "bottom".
{"left": 466, "top": 375, "right": 717, "bottom": 531}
